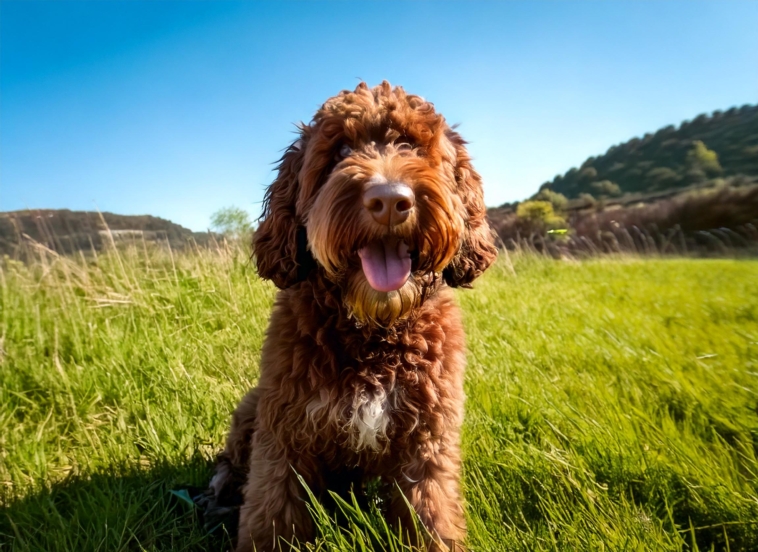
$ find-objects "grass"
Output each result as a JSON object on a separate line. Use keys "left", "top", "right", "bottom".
{"left": 1, "top": 241, "right": 757, "bottom": 551}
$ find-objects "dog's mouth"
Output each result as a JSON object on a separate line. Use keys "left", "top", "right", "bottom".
{"left": 357, "top": 237, "right": 412, "bottom": 293}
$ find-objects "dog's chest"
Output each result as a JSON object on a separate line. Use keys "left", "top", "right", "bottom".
{"left": 347, "top": 385, "right": 393, "bottom": 452}
{"left": 307, "top": 381, "right": 396, "bottom": 453}
{"left": 301, "top": 300, "right": 455, "bottom": 454}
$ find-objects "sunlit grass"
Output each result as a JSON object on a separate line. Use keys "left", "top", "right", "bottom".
{"left": 1, "top": 242, "right": 757, "bottom": 551}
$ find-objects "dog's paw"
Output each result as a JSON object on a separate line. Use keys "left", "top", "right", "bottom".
{"left": 192, "top": 487, "right": 240, "bottom": 534}
{"left": 192, "top": 458, "right": 245, "bottom": 534}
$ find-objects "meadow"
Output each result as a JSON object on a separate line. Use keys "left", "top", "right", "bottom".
{"left": 1, "top": 240, "right": 757, "bottom": 551}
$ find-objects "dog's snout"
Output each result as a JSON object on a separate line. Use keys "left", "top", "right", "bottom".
{"left": 362, "top": 183, "right": 415, "bottom": 226}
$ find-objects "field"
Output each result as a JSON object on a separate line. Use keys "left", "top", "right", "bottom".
{"left": 1, "top": 242, "right": 757, "bottom": 551}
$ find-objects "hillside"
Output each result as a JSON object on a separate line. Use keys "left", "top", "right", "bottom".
{"left": 0, "top": 209, "right": 215, "bottom": 257}
{"left": 541, "top": 104, "right": 758, "bottom": 199}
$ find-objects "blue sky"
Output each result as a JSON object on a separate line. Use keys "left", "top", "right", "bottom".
{"left": 2, "top": 1, "right": 756, "bottom": 231}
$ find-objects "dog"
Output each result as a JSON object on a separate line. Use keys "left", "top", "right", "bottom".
{"left": 197, "top": 81, "right": 497, "bottom": 551}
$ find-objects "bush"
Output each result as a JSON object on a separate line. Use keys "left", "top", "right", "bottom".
{"left": 516, "top": 201, "right": 566, "bottom": 233}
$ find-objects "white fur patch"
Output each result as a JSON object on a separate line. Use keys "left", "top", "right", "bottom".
{"left": 349, "top": 388, "right": 391, "bottom": 452}
{"left": 306, "top": 387, "right": 392, "bottom": 452}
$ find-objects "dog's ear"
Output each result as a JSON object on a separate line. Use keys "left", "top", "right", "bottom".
{"left": 253, "top": 134, "right": 315, "bottom": 288}
{"left": 443, "top": 130, "right": 498, "bottom": 288}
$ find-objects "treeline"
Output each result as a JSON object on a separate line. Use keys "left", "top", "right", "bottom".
{"left": 540, "top": 104, "right": 758, "bottom": 199}
{"left": 0, "top": 209, "right": 216, "bottom": 257}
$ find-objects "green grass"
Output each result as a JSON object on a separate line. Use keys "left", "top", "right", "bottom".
{"left": 1, "top": 242, "right": 757, "bottom": 551}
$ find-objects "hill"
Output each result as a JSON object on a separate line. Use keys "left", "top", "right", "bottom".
{"left": 540, "top": 104, "right": 758, "bottom": 199}
{"left": 0, "top": 209, "right": 215, "bottom": 257}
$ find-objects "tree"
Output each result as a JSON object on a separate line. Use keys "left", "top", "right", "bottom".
{"left": 590, "top": 180, "right": 622, "bottom": 197}
{"left": 210, "top": 207, "right": 253, "bottom": 240}
{"left": 578, "top": 166, "right": 598, "bottom": 183}
{"left": 646, "top": 167, "right": 680, "bottom": 189}
{"left": 534, "top": 189, "right": 569, "bottom": 212}
{"left": 683, "top": 168, "right": 707, "bottom": 185}
{"left": 686, "top": 140, "right": 722, "bottom": 176}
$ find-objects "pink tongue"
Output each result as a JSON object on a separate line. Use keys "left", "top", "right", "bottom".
{"left": 358, "top": 240, "right": 411, "bottom": 292}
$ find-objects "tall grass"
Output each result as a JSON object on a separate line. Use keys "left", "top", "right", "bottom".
{"left": 1, "top": 241, "right": 757, "bottom": 551}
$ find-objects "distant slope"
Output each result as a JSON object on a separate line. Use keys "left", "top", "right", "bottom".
{"left": 0, "top": 209, "right": 215, "bottom": 257}
{"left": 542, "top": 104, "right": 758, "bottom": 199}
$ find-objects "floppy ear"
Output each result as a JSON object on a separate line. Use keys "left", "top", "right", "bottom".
{"left": 443, "top": 131, "right": 498, "bottom": 288}
{"left": 253, "top": 135, "right": 315, "bottom": 288}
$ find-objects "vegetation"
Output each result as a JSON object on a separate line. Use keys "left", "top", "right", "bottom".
{"left": 0, "top": 209, "right": 215, "bottom": 257}
{"left": 489, "top": 179, "right": 758, "bottom": 257}
{"left": 516, "top": 201, "right": 565, "bottom": 228}
{"left": 2, "top": 242, "right": 757, "bottom": 551}
{"left": 538, "top": 104, "right": 758, "bottom": 199}
{"left": 489, "top": 105, "right": 758, "bottom": 256}
{"left": 210, "top": 207, "right": 253, "bottom": 241}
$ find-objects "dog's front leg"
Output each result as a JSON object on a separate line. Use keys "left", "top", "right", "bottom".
{"left": 389, "top": 440, "right": 467, "bottom": 551}
{"left": 236, "top": 430, "right": 319, "bottom": 552}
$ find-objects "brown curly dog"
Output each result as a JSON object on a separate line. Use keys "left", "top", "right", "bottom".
{"left": 197, "top": 81, "right": 497, "bottom": 551}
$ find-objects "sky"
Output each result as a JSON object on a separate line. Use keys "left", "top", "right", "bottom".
{"left": 2, "top": 1, "right": 757, "bottom": 231}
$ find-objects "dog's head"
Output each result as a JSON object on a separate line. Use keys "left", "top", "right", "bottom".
{"left": 254, "top": 82, "right": 497, "bottom": 327}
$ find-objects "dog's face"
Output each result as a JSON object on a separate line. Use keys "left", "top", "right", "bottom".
{"left": 254, "top": 82, "right": 497, "bottom": 327}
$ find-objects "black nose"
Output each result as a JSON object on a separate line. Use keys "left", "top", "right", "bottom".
{"left": 362, "top": 183, "right": 415, "bottom": 226}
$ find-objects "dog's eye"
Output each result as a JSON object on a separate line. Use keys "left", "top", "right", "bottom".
{"left": 338, "top": 144, "right": 353, "bottom": 158}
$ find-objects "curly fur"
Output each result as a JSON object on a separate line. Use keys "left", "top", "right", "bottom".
{"left": 203, "top": 82, "right": 497, "bottom": 552}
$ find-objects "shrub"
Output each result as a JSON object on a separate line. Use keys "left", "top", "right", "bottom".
{"left": 516, "top": 201, "right": 566, "bottom": 233}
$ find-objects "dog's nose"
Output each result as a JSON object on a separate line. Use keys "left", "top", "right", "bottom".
{"left": 362, "top": 183, "right": 415, "bottom": 226}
